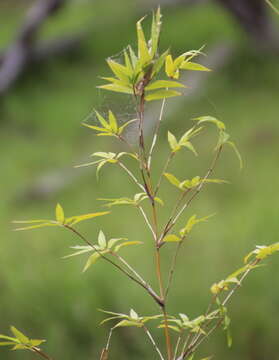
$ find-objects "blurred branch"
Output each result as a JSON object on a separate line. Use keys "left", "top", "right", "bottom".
{"left": 216, "top": 0, "right": 279, "bottom": 51}
{"left": 0, "top": 0, "right": 85, "bottom": 94}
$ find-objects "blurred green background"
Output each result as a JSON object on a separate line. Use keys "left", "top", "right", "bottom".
{"left": 1, "top": 0, "right": 279, "bottom": 359}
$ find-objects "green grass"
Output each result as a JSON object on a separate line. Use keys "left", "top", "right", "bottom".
{"left": 1, "top": 2, "right": 279, "bottom": 359}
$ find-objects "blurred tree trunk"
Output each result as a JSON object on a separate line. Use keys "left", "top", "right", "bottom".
{"left": 216, "top": 0, "right": 279, "bottom": 51}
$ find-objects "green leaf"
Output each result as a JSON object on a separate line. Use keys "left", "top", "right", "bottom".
{"left": 150, "top": 7, "right": 162, "bottom": 57}
{"left": 180, "top": 61, "right": 211, "bottom": 72}
{"left": 216, "top": 131, "right": 230, "bottom": 149}
{"left": 180, "top": 141, "right": 197, "bottom": 156}
{"left": 65, "top": 211, "right": 110, "bottom": 226}
{"left": 0, "top": 335, "right": 17, "bottom": 341}
{"left": 108, "top": 111, "right": 118, "bottom": 133}
{"left": 145, "top": 89, "right": 181, "bottom": 101}
{"left": 98, "top": 231, "right": 107, "bottom": 249}
{"left": 226, "top": 141, "right": 243, "bottom": 169}
{"left": 118, "top": 119, "right": 137, "bottom": 134}
{"left": 130, "top": 309, "right": 139, "bottom": 320}
{"left": 13, "top": 222, "right": 57, "bottom": 231}
{"left": 152, "top": 49, "right": 169, "bottom": 76}
{"left": 165, "top": 54, "right": 178, "bottom": 78}
{"left": 158, "top": 324, "right": 181, "bottom": 332}
{"left": 164, "top": 173, "right": 181, "bottom": 188}
{"left": 10, "top": 327, "right": 29, "bottom": 344}
{"left": 137, "top": 17, "right": 151, "bottom": 65}
{"left": 95, "top": 110, "right": 110, "bottom": 129}
{"left": 106, "top": 59, "right": 130, "bottom": 82}
{"left": 83, "top": 253, "right": 101, "bottom": 272}
{"left": 168, "top": 131, "right": 179, "bottom": 152}
{"left": 114, "top": 320, "right": 143, "bottom": 328}
{"left": 192, "top": 116, "right": 225, "bottom": 130}
{"left": 163, "top": 234, "right": 181, "bottom": 242}
{"left": 145, "top": 80, "right": 185, "bottom": 91}
{"left": 128, "top": 45, "right": 138, "bottom": 68}
{"left": 114, "top": 241, "right": 142, "bottom": 252}
{"left": 98, "top": 83, "right": 133, "bottom": 94}
{"left": 55, "top": 203, "right": 65, "bottom": 224}
{"left": 124, "top": 50, "right": 133, "bottom": 75}
{"left": 30, "top": 339, "right": 46, "bottom": 347}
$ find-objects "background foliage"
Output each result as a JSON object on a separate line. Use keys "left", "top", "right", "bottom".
{"left": 1, "top": 1, "right": 279, "bottom": 359}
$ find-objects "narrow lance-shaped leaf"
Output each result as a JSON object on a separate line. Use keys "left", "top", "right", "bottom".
{"left": 145, "top": 80, "right": 185, "bottom": 91}
{"left": 145, "top": 89, "right": 181, "bottom": 101}
{"left": 55, "top": 203, "right": 65, "bottom": 224}
{"left": 180, "top": 61, "right": 211, "bottom": 72}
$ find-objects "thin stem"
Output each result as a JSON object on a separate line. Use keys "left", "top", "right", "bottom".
{"left": 174, "top": 335, "right": 182, "bottom": 360}
{"left": 105, "top": 328, "right": 113, "bottom": 350}
{"left": 165, "top": 241, "right": 183, "bottom": 299}
{"left": 181, "top": 259, "right": 260, "bottom": 359}
{"left": 164, "top": 146, "right": 223, "bottom": 243}
{"left": 265, "top": 0, "right": 279, "bottom": 14}
{"left": 32, "top": 347, "right": 53, "bottom": 360}
{"left": 155, "top": 249, "right": 173, "bottom": 360}
{"left": 143, "top": 326, "right": 165, "bottom": 360}
{"left": 64, "top": 225, "right": 163, "bottom": 307}
{"left": 138, "top": 205, "right": 157, "bottom": 240}
{"left": 155, "top": 152, "right": 175, "bottom": 196}
{"left": 118, "top": 162, "right": 146, "bottom": 192}
{"left": 148, "top": 96, "right": 167, "bottom": 170}
{"left": 112, "top": 252, "right": 160, "bottom": 303}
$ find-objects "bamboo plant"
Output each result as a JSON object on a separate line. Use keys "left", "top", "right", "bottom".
{"left": 2, "top": 7, "right": 279, "bottom": 360}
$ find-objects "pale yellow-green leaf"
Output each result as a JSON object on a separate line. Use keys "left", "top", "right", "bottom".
{"left": 114, "top": 320, "right": 142, "bottom": 328}
{"left": 10, "top": 327, "right": 29, "bottom": 344}
{"left": 94, "top": 110, "right": 110, "bottom": 129}
{"left": 66, "top": 211, "right": 109, "bottom": 226}
{"left": 98, "top": 83, "right": 133, "bottom": 94}
{"left": 145, "top": 89, "right": 181, "bottom": 101}
{"left": 0, "top": 335, "right": 17, "bottom": 341}
{"left": 193, "top": 116, "right": 225, "bottom": 130}
{"left": 114, "top": 241, "right": 142, "bottom": 252}
{"left": 55, "top": 203, "right": 65, "bottom": 224}
{"left": 118, "top": 119, "right": 137, "bottom": 134}
{"left": 167, "top": 131, "right": 179, "bottom": 152}
{"left": 0, "top": 342, "right": 16, "bottom": 346}
{"left": 82, "top": 123, "right": 110, "bottom": 134}
{"left": 145, "top": 80, "right": 185, "bottom": 91}
{"left": 98, "top": 230, "right": 107, "bottom": 249}
{"left": 128, "top": 45, "right": 138, "bottom": 68}
{"left": 136, "top": 17, "right": 151, "bottom": 65}
{"left": 130, "top": 309, "right": 139, "bottom": 320}
{"left": 226, "top": 141, "right": 243, "bottom": 169}
{"left": 83, "top": 253, "right": 101, "bottom": 272}
{"left": 13, "top": 223, "right": 57, "bottom": 231}
{"left": 158, "top": 324, "right": 180, "bottom": 332}
{"left": 150, "top": 6, "right": 162, "bottom": 57}
{"left": 152, "top": 49, "right": 169, "bottom": 76}
{"left": 180, "top": 141, "right": 197, "bottom": 156}
{"left": 124, "top": 50, "right": 134, "bottom": 75}
{"left": 164, "top": 173, "right": 181, "bottom": 188}
{"left": 108, "top": 111, "right": 118, "bottom": 133}
{"left": 154, "top": 197, "right": 164, "bottom": 206}
{"left": 106, "top": 59, "right": 130, "bottom": 82}
{"left": 165, "top": 54, "right": 177, "bottom": 78}
{"left": 101, "top": 76, "right": 130, "bottom": 88}
{"left": 180, "top": 61, "right": 211, "bottom": 72}
{"left": 163, "top": 234, "right": 181, "bottom": 242}
{"left": 30, "top": 339, "right": 46, "bottom": 347}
